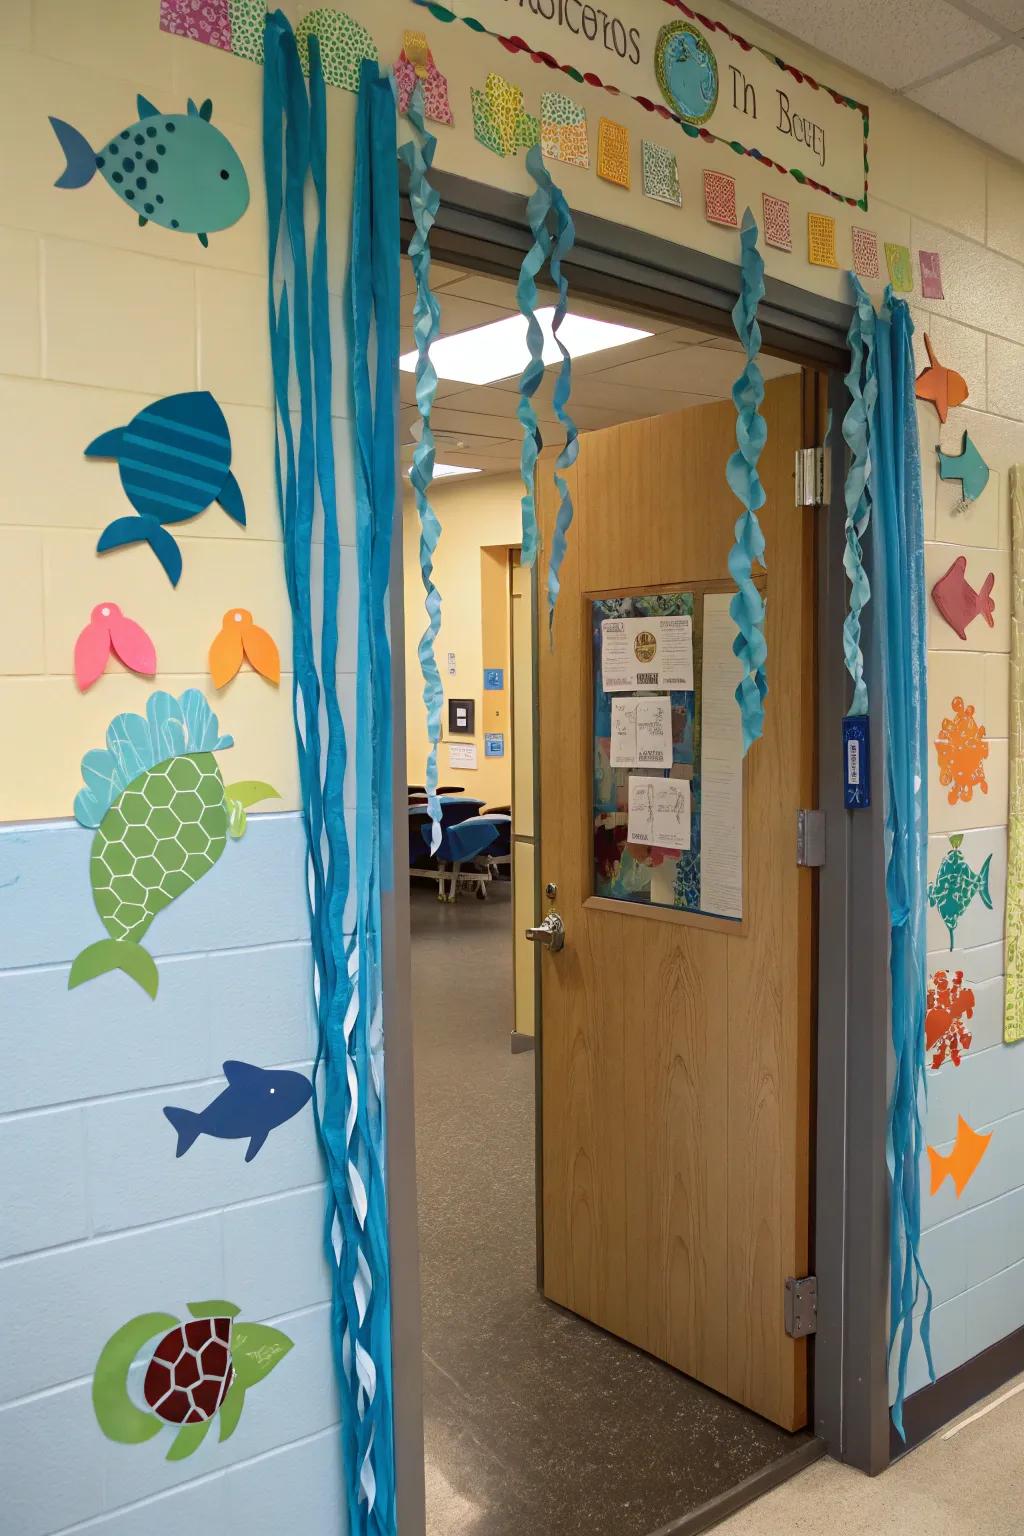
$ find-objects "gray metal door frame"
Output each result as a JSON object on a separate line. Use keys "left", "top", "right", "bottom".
{"left": 385, "top": 173, "right": 892, "bottom": 1535}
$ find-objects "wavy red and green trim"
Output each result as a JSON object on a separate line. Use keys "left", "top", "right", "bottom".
{"left": 410, "top": 0, "right": 870, "bottom": 210}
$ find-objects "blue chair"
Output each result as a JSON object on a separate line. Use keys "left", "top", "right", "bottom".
{"left": 420, "top": 814, "right": 499, "bottom": 902}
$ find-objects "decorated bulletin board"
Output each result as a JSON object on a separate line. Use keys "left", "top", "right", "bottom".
{"left": 591, "top": 584, "right": 746, "bottom": 926}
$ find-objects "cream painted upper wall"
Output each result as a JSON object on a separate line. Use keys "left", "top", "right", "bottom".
{"left": 0, "top": 2, "right": 359, "bottom": 822}
{"left": 403, "top": 472, "right": 523, "bottom": 810}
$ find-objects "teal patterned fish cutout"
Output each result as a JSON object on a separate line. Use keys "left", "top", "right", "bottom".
{"left": 937, "top": 432, "right": 990, "bottom": 505}
{"left": 928, "top": 834, "right": 993, "bottom": 949}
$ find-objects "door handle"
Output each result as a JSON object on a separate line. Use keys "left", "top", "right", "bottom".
{"left": 525, "top": 911, "right": 565, "bottom": 953}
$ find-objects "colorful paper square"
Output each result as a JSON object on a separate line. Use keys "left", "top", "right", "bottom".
{"left": 851, "top": 227, "right": 879, "bottom": 279}
{"left": 295, "top": 8, "right": 378, "bottom": 92}
{"left": 703, "top": 169, "right": 737, "bottom": 228}
{"left": 920, "top": 250, "right": 945, "bottom": 300}
{"left": 471, "top": 73, "right": 536, "bottom": 158}
{"left": 396, "top": 35, "right": 454, "bottom": 124}
{"left": 228, "top": 0, "right": 265, "bottom": 63}
{"left": 541, "top": 91, "right": 589, "bottom": 168}
{"left": 161, "top": 0, "right": 232, "bottom": 49}
{"left": 808, "top": 213, "right": 838, "bottom": 268}
{"left": 642, "top": 141, "right": 681, "bottom": 206}
{"left": 597, "top": 119, "right": 630, "bottom": 188}
{"left": 761, "top": 193, "right": 792, "bottom": 252}
{"left": 885, "top": 242, "right": 914, "bottom": 293}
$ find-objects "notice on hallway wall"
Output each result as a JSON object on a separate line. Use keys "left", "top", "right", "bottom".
{"left": 610, "top": 695, "right": 673, "bottom": 768}
{"left": 601, "top": 615, "right": 693, "bottom": 692}
{"left": 627, "top": 775, "right": 691, "bottom": 850}
{"left": 699, "top": 593, "right": 744, "bottom": 920}
{"left": 449, "top": 741, "right": 478, "bottom": 771}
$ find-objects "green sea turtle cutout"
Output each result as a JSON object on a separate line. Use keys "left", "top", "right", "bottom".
{"left": 71, "top": 689, "right": 278, "bottom": 998}
{"left": 92, "top": 1300, "right": 293, "bottom": 1461}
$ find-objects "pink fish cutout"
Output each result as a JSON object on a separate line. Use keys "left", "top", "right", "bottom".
{"left": 74, "top": 602, "right": 157, "bottom": 690}
{"left": 931, "top": 556, "right": 995, "bottom": 643}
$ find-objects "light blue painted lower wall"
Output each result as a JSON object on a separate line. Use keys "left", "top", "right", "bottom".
{"left": 0, "top": 815, "right": 345, "bottom": 1536}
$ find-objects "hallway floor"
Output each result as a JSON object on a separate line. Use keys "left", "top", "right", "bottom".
{"left": 717, "top": 1374, "right": 1024, "bottom": 1535}
{"left": 412, "top": 884, "right": 807, "bottom": 1536}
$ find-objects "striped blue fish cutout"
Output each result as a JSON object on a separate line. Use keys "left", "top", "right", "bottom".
{"left": 85, "top": 390, "right": 246, "bottom": 585}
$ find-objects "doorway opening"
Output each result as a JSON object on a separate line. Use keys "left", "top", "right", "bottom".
{"left": 400, "top": 253, "right": 825, "bottom": 1534}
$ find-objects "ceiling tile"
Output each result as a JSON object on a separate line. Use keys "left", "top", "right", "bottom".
{"left": 960, "top": 0, "right": 1024, "bottom": 29}
{"left": 569, "top": 377, "right": 724, "bottom": 416}
{"left": 909, "top": 47, "right": 1024, "bottom": 161}
{"left": 399, "top": 259, "right": 465, "bottom": 296}
{"left": 399, "top": 291, "right": 515, "bottom": 340}
{"left": 731, "top": 0, "right": 1000, "bottom": 89}
{"left": 595, "top": 345, "right": 799, "bottom": 395}
{"left": 438, "top": 274, "right": 682, "bottom": 335}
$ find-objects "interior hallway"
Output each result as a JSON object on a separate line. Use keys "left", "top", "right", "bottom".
{"left": 412, "top": 884, "right": 808, "bottom": 1536}
{"left": 717, "top": 1375, "right": 1024, "bottom": 1535}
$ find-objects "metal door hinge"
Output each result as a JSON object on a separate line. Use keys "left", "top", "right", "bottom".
{"left": 795, "top": 447, "right": 829, "bottom": 507}
{"left": 785, "top": 1275, "right": 818, "bottom": 1338}
{"left": 796, "top": 809, "right": 826, "bottom": 868}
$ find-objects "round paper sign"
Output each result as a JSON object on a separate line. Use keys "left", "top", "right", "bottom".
{"left": 655, "top": 21, "right": 719, "bottom": 126}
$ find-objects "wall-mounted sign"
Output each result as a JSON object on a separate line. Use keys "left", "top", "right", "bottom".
{"left": 449, "top": 741, "right": 478, "bottom": 770}
{"left": 440, "top": 0, "right": 870, "bottom": 208}
{"left": 448, "top": 698, "right": 475, "bottom": 735}
{"left": 483, "top": 667, "right": 504, "bottom": 691}
{"left": 485, "top": 733, "right": 505, "bottom": 758}
{"left": 447, "top": 651, "right": 457, "bottom": 677}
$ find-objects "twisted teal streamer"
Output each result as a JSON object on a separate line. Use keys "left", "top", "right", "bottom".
{"left": 534, "top": 152, "right": 579, "bottom": 632}
{"left": 726, "top": 209, "right": 769, "bottom": 753}
{"left": 264, "top": 17, "right": 395, "bottom": 1532}
{"left": 842, "top": 275, "right": 878, "bottom": 717}
{"left": 398, "top": 88, "right": 444, "bottom": 851}
{"left": 875, "top": 291, "right": 934, "bottom": 1440}
{"left": 516, "top": 142, "right": 554, "bottom": 570}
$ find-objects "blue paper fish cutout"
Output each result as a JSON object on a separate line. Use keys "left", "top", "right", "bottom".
{"left": 86, "top": 390, "right": 245, "bottom": 585}
{"left": 49, "top": 94, "right": 249, "bottom": 247}
{"left": 164, "top": 1061, "right": 313, "bottom": 1163}
{"left": 938, "top": 432, "right": 990, "bottom": 504}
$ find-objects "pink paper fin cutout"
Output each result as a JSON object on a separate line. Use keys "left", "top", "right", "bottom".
{"left": 931, "top": 556, "right": 995, "bottom": 643}
{"left": 74, "top": 603, "right": 157, "bottom": 690}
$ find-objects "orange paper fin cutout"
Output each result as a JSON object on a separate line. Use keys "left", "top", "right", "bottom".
{"left": 928, "top": 1115, "right": 992, "bottom": 1198}
{"left": 915, "top": 333, "right": 969, "bottom": 424}
{"left": 209, "top": 608, "right": 280, "bottom": 688}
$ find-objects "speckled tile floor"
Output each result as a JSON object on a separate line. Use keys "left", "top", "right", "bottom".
{"left": 412, "top": 884, "right": 807, "bottom": 1536}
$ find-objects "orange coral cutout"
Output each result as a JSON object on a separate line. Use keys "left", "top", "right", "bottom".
{"left": 935, "top": 695, "right": 989, "bottom": 805}
{"left": 925, "top": 969, "right": 975, "bottom": 1069}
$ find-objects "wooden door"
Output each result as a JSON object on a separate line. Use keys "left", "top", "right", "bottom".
{"left": 536, "top": 372, "right": 815, "bottom": 1431}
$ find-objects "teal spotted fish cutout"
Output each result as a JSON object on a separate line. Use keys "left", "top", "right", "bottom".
{"left": 928, "top": 834, "right": 993, "bottom": 949}
{"left": 48, "top": 95, "right": 249, "bottom": 247}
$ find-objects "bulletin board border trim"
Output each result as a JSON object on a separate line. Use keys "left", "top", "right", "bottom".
{"left": 586, "top": 576, "right": 755, "bottom": 936}
{"left": 409, "top": 0, "right": 870, "bottom": 210}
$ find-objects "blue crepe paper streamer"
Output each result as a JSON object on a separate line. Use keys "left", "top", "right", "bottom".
{"left": 398, "top": 88, "right": 444, "bottom": 852}
{"left": 516, "top": 143, "right": 554, "bottom": 570}
{"left": 263, "top": 16, "right": 395, "bottom": 1531}
{"left": 842, "top": 275, "right": 878, "bottom": 717}
{"left": 533, "top": 151, "right": 579, "bottom": 633}
{"left": 874, "top": 288, "right": 934, "bottom": 1440}
{"left": 726, "top": 209, "right": 769, "bottom": 753}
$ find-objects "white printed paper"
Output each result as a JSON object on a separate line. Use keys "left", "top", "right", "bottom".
{"left": 698, "top": 593, "right": 744, "bottom": 919}
{"left": 610, "top": 695, "right": 673, "bottom": 768}
{"left": 601, "top": 616, "right": 693, "bottom": 693}
{"left": 448, "top": 741, "right": 478, "bottom": 771}
{"left": 627, "top": 775, "right": 691, "bottom": 850}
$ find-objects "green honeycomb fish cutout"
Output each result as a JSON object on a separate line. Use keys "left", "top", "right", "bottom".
{"left": 71, "top": 690, "right": 278, "bottom": 998}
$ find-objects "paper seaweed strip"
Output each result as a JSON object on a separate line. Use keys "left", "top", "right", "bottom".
{"left": 516, "top": 149, "right": 553, "bottom": 572}
{"left": 209, "top": 608, "right": 281, "bottom": 687}
{"left": 74, "top": 602, "right": 157, "bottom": 690}
{"left": 522, "top": 144, "right": 579, "bottom": 632}
{"left": 841, "top": 275, "right": 878, "bottom": 716}
{"left": 49, "top": 94, "right": 249, "bottom": 246}
{"left": 70, "top": 688, "right": 277, "bottom": 997}
{"left": 399, "top": 87, "right": 445, "bottom": 853}
{"left": 726, "top": 210, "right": 769, "bottom": 753}
{"left": 938, "top": 431, "right": 990, "bottom": 505}
{"left": 86, "top": 390, "right": 246, "bottom": 586}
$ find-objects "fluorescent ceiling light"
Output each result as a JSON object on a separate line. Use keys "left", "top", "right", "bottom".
{"left": 399, "top": 308, "right": 652, "bottom": 386}
{"left": 405, "top": 463, "right": 483, "bottom": 479}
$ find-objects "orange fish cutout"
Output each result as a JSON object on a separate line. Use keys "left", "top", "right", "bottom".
{"left": 915, "top": 333, "right": 969, "bottom": 424}
{"left": 928, "top": 1115, "right": 992, "bottom": 1198}
{"left": 209, "top": 608, "right": 280, "bottom": 688}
